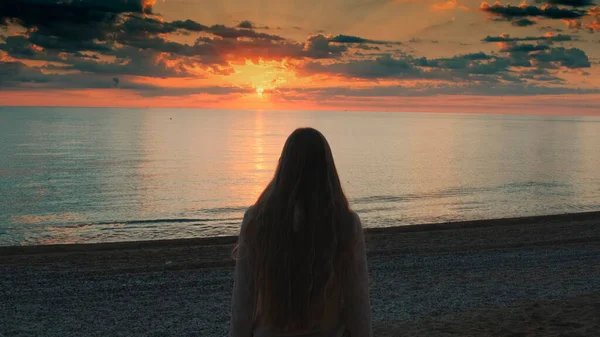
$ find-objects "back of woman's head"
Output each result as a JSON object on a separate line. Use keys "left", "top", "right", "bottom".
{"left": 246, "top": 127, "right": 353, "bottom": 330}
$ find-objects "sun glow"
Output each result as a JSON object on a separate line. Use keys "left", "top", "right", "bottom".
{"left": 227, "top": 59, "right": 296, "bottom": 97}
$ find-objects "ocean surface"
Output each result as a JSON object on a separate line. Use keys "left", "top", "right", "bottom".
{"left": 1, "top": 107, "right": 600, "bottom": 246}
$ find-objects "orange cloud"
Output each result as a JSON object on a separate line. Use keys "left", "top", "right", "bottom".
{"left": 432, "top": 0, "right": 470, "bottom": 10}
{"left": 562, "top": 19, "right": 582, "bottom": 29}
{"left": 585, "top": 18, "right": 600, "bottom": 32}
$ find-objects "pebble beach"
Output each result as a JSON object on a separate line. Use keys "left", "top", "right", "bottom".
{"left": 1, "top": 211, "right": 599, "bottom": 336}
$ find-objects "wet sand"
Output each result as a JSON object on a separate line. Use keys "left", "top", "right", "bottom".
{"left": 1, "top": 212, "right": 599, "bottom": 336}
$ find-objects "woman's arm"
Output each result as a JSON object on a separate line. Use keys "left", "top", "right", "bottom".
{"left": 343, "top": 212, "right": 373, "bottom": 337}
{"left": 229, "top": 210, "right": 256, "bottom": 337}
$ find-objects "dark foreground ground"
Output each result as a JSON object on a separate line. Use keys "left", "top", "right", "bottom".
{"left": 1, "top": 212, "right": 600, "bottom": 336}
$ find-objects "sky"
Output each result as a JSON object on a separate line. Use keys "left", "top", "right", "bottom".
{"left": 1, "top": 0, "right": 600, "bottom": 114}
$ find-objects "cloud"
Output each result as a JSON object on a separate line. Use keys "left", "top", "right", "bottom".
{"left": 302, "top": 34, "right": 348, "bottom": 58}
{"left": 585, "top": 18, "right": 600, "bottom": 31}
{"left": 512, "top": 18, "right": 537, "bottom": 26}
{"left": 329, "top": 35, "right": 401, "bottom": 45}
{"left": 299, "top": 52, "right": 520, "bottom": 82}
{"left": 355, "top": 44, "right": 381, "bottom": 50}
{"left": 529, "top": 46, "right": 591, "bottom": 67}
{"left": 539, "top": 25, "right": 565, "bottom": 31}
{"left": 500, "top": 43, "right": 551, "bottom": 53}
{"left": 206, "top": 25, "right": 284, "bottom": 41}
{"left": 480, "top": 32, "right": 591, "bottom": 69}
{"left": 544, "top": 0, "right": 596, "bottom": 7}
{"left": 482, "top": 33, "right": 573, "bottom": 42}
{"left": 300, "top": 54, "right": 419, "bottom": 79}
{"left": 297, "top": 32, "right": 591, "bottom": 84}
{"left": 0, "top": 0, "right": 311, "bottom": 79}
{"left": 432, "top": 0, "right": 470, "bottom": 10}
{"left": 237, "top": 20, "right": 255, "bottom": 29}
{"left": 0, "top": 61, "right": 48, "bottom": 87}
{"left": 0, "top": 0, "right": 148, "bottom": 44}
{"left": 480, "top": 2, "right": 587, "bottom": 20}
{"left": 28, "top": 32, "right": 112, "bottom": 53}
{"left": 0, "top": 60, "right": 251, "bottom": 96}
{"left": 0, "top": 0, "right": 595, "bottom": 100}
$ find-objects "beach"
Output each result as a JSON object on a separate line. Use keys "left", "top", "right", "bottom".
{"left": 1, "top": 212, "right": 599, "bottom": 336}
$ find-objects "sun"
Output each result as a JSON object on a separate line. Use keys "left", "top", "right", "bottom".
{"left": 256, "top": 87, "right": 265, "bottom": 97}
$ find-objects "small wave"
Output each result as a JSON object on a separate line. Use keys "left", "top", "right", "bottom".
{"left": 53, "top": 217, "right": 243, "bottom": 229}
{"left": 104, "top": 218, "right": 241, "bottom": 225}
{"left": 352, "top": 182, "right": 572, "bottom": 206}
{"left": 353, "top": 206, "right": 399, "bottom": 214}
{"left": 501, "top": 181, "right": 569, "bottom": 190}
{"left": 352, "top": 195, "right": 407, "bottom": 204}
{"left": 202, "top": 206, "right": 249, "bottom": 214}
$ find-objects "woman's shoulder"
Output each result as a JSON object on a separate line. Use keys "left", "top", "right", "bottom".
{"left": 243, "top": 206, "right": 256, "bottom": 220}
{"left": 240, "top": 206, "right": 257, "bottom": 234}
{"left": 347, "top": 210, "right": 363, "bottom": 233}
{"left": 349, "top": 210, "right": 361, "bottom": 224}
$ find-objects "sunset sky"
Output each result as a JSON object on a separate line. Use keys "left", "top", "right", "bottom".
{"left": 1, "top": 0, "right": 600, "bottom": 114}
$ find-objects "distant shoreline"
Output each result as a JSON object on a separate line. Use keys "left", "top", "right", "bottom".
{"left": 2, "top": 210, "right": 599, "bottom": 256}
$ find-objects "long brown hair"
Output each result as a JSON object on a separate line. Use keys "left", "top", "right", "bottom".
{"left": 243, "top": 127, "right": 354, "bottom": 330}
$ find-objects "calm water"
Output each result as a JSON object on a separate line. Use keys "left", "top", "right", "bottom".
{"left": 1, "top": 107, "right": 600, "bottom": 246}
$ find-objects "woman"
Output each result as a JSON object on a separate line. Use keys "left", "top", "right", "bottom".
{"left": 229, "top": 128, "right": 372, "bottom": 337}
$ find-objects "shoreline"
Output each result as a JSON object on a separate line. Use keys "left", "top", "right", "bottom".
{"left": 2, "top": 210, "right": 600, "bottom": 256}
{"left": 2, "top": 211, "right": 599, "bottom": 336}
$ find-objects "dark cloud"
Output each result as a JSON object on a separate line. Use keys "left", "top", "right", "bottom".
{"left": 543, "top": 0, "right": 596, "bottom": 7}
{"left": 500, "top": 43, "right": 551, "bottom": 53}
{"left": 0, "top": 61, "right": 251, "bottom": 96}
{"left": 490, "top": 37, "right": 591, "bottom": 69}
{"left": 539, "top": 25, "right": 565, "bottom": 32}
{"left": 512, "top": 18, "right": 537, "bottom": 26}
{"left": 329, "top": 35, "right": 400, "bottom": 45}
{"left": 205, "top": 25, "right": 284, "bottom": 41}
{"left": 0, "top": 0, "right": 151, "bottom": 44}
{"left": 237, "top": 20, "right": 254, "bottom": 29}
{"left": 0, "top": 0, "right": 148, "bottom": 25}
{"left": 0, "top": 35, "right": 39, "bottom": 59}
{"left": 45, "top": 49, "right": 196, "bottom": 78}
{"left": 0, "top": 35, "right": 79, "bottom": 63}
{"left": 115, "top": 35, "right": 216, "bottom": 58}
{"left": 120, "top": 16, "right": 176, "bottom": 35}
{"left": 408, "top": 37, "right": 441, "bottom": 44}
{"left": 28, "top": 32, "right": 112, "bottom": 53}
{"left": 298, "top": 37, "right": 592, "bottom": 83}
{"left": 418, "top": 53, "right": 494, "bottom": 70}
{"left": 480, "top": 2, "right": 587, "bottom": 20}
{"left": 301, "top": 55, "right": 419, "bottom": 79}
{"left": 302, "top": 34, "right": 348, "bottom": 58}
{"left": 235, "top": 20, "right": 271, "bottom": 30}
{"left": 356, "top": 44, "right": 381, "bottom": 51}
{"left": 0, "top": 61, "right": 48, "bottom": 87}
{"left": 529, "top": 47, "right": 591, "bottom": 67}
{"left": 170, "top": 19, "right": 209, "bottom": 32}
{"left": 482, "top": 34, "right": 573, "bottom": 42}
{"left": 300, "top": 52, "right": 512, "bottom": 81}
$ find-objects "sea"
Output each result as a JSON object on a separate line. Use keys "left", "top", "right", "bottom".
{"left": 1, "top": 107, "right": 599, "bottom": 246}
